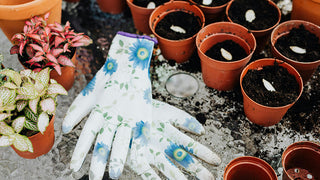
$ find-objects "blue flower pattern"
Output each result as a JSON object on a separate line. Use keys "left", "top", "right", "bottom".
{"left": 81, "top": 75, "right": 96, "bottom": 96}
{"left": 103, "top": 57, "right": 118, "bottom": 76}
{"left": 129, "top": 39, "right": 153, "bottom": 70}
{"left": 143, "top": 88, "right": 151, "bottom": 104}
{"left": 165, "top": 143, "right": 194, "bottom": 168}
{"left": 93, "top": 142, "right": 110, "bottom": 164}
{"left": 132, "top": 121, "right": 150, "bottom": 146}
{"left": 183, "top": 117, "right": 202, "bottom": 134}
{"left": 109, "top": 168, "right": 121, "bottom": 179}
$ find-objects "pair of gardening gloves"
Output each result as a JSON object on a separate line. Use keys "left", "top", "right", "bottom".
{"left": 62, "top": 32, "right": 221, "bottom": 180}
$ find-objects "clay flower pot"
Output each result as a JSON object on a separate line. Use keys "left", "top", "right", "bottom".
{"left": 196, "top": 22, "right": 256, "bottom": 91}
{"left": 240, "top": 59, "right": 303, "bottom": 127}
{"left": 11, "top": 117, "right": 55, "bottom": 159}
{"left": 282, "top": 141, "right": 320, "bottom": 180}
{"left": 224, "top": 156, "right": 277, "bottom": 180}
{"left": 149, "top": 1, "right": 205, "bottom": 63}
{"left": 0, "top": 0, "right": 62, "bottom": 44}
{"left": 291, "top": 0, "right": 320, "bottom": 26}
{"left": 97, "top": 0, "right": 126, "bottom": 14}
{"left": 270, "top": 20, "right": 320, "bottom": 84}
{"left": 226, "top": 0, "right": 281, "bottom": 54}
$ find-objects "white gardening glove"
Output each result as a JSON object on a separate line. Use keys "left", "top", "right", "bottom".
{"left": 127, "top": 100, "right": 221, "bottom": 180}
{"left": 62, "top": 32, "right": 156, "bottom": 179}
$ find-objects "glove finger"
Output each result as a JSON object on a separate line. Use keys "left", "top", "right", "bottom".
{"left": 152, "top": 99, "right": 204, "bottom": 135}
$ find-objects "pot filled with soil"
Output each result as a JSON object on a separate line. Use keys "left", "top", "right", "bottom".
{"left": 291, "top": 0, "right": 320, "bottom": 26}
{"left": 127, "top": 0, "right": 171, "bottom": 34}
{"left": 226, "top": 0, "right": 281, "bottom": 54}
{"left": 224, "top": 156, "right": 277, "bottom": 180}
{"left": 97, "top": 0, "right": 126, "bottom": 14}
{"left": 282, "top": 141, "right": 320, "bottom": 180}
{"left": 149, "top": 1, "right": 205, "bottom": 63}
{"left": 188, "top": 0, "right": 231, "bottom": 24}
{"left": 240, "top": 59, "right": 303, "bottom": 127}
{"left": 271, "top": 20, "right": 320, "bottom": 84}
{"left": 196, "top": 22, "right": 256, "bottom": 91}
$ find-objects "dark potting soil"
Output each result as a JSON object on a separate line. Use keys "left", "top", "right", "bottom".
{"left": 228, "top": 0, "right": 279, "bottom": 30}
{"left": 132, "top": 0, "right": 170, "bottom": 7}
{"left": 275, "top": 24, "right": 320, "bottom": 62}
{"left": 155, "top": 11, "right": 202, "bottom": 40}
{"left": 192, "top": 0, "right": 230, "bottom": 7}
{"left": 242, "top": 61, "right": 300, "bottom": 107}
{"left": 205, "top": 40, "right": 248, "bottom": 62}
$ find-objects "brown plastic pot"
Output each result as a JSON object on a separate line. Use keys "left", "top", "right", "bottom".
{"left": 11, "top": 116, "right": 55, "bottom": 159}
{"left": 226, "top": 0, "right": 281, "bottom": 54}
{"left": 0, "top": 0, "right": 62, "bottom": 44}
{"left": 149, "top": 1, "right": 205, "bottom": 63}
{"left": 282, "top": 141, "right": 320, "bottom": 180}
{"left": 196, "top": 22, "right": 256, "bottom": 91}
{"left": 224, "top": 156, "right": 277, "bottom": 180}
{"left": 270, "top": 20, "right": 320, "bottom": 84}
{"left": 97, "top": 0, "right": 126, "bottom": 14}
{"left": 291, "top": 0, "right": 320, "bottom": 26}
{"left": 240, "top": 58, "right": 303, "bottom": 127}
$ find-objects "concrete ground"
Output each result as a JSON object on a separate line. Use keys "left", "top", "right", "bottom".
{"left": 0, "top": 0, "right": 319, "bottom": 179}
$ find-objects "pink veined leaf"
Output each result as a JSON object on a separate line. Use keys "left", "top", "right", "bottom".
{"left": 43, "top": 43, "right": 49, "bottom": 53}
{"left": 71, "top": 42, "right": 86, "bottom": 47}
{"left": 26, "top": 46, "right": 35, "bottom": 57}
{"left": 44, "top": 27, "right": 51, "bottom": 36}
{"left": 27, "top": 56, "right": 45, "bottom": 63}
{"left": 54, "top": 22, "right": 64, "bottom": 32}
{"left": 46, "top": 53, "right": 58, "bottom": 64}
{"left": 23, "top": 25, "right": 28, "bottom": 33}
{"left": 63, "top": 43, "right": 69, "bottom": 52}
{"left": 10, "top": 46, "right": 19, "bottom": 55}
{"left": 27, "top": 34, "right": 41, "bottom": 41}
{"left": 25, "top": 20, "right": 33, "bottom": 26}
{"left": 35, "top": 51, "right": 44, "bottom": 57}
{"left": 57, "top": 55, "right": 75, "bottom": 67}
{"left": 51, "top": 49, "right": 64, "bottom": 57}
{"left": 54, "top": 36, "right": 65, "bottom": 48}
{"left": 52, "top": 64, "right": 62, "bottom": 75}
{"left": 70, "top": 35, "right": 83, "bottom": 43}
{"left": 11, "top": 34, "right": 24, "bottom": 41}
{"left": 44, "top": 12, "right": 50, "bottom": 21}
{"left": 29, "top": 44, "right": 44, "bottom": 53}
{"left": 33, "top": 68, "right": 42, "bottom": 72}
{"left": 19, "top": 41, "right": 26, "bottom": 55}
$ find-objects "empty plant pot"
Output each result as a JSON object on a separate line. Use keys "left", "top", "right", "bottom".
{"left": 240, "top": 59, "right": 303, "bottom": 126}
{"left": 282, "top": 141, "right": 320, "bottom": 180}
{"left": 97, "top": 0, "right": 126, "bottom": 14}
{"left": 224, "top": 156, "right": 277, "bottom": 180}
{"left": 271, "top": 20, "right": 320, "bottom": 84}
{"left": 196, "top": 22, "right": 256, "bottom": 91}
{"left": 0, "top": 0, "right": 62, "bottom": 44}
{"left": 149, "top": 1, "right": 205, "bottom": 63}
{"left": 291, "top": 0, "right": 320, "bottom": 26}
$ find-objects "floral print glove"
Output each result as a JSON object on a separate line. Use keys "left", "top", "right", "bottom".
{"left": 127, "top": 100, "right": 221, "bottom": 180}
{"left": 62, "top": 32, "right": 156, "bottom": 180}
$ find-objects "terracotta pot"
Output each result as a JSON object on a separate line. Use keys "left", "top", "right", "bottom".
{"left": 224, "top": 156, "right": 277, "bottom": 180}
{"left": 240, "top": 59, "right": 303, "bottom": 126}
{"left": 282, "top": 141, "right": 320, "bottom": 180}
{"left": 63, "top": 0, "right": 79, "bottom": 2}
{"left": 270, "top": 20, "right": 320, "bottom": 84}
{"left": 226, "top": 0, "right": 281, "bottom": 54}
{"left": 97, "top": 0, "right": 126, "bottom": 14}
{"left": 291, "top": 0, "right": 320, "bottom": 26}
{"left": 149, "top": 1, "right": 205, "bottom": 63}
{"left": 11, "top": 116, "right": 55, "bottom": 159}
{"left": 0, "top": 0, "right": 62, "bottom": 44}
{"left": 196, "top": 22, "right": 256, "bottom": 91}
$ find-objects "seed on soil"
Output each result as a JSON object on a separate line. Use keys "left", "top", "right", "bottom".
{"left": 289, "top": 46, "right": 306, "bottom": 54}
{"left": 245, "top": 9, "right": 256, "bottom": 23}
{"left": 202, "top": 0, "right": 212, "bottom": 6}
{"left": 147, "top": 2, "right": 156, "bottom": 9}
{"left": 307, "top": 174, "right": 313, "bottom": 179}
{"left": 170, "top": 25, "right": 186, "bottom": 34}
{"left": 294, "top": 168, "right": 299, "bottom": 173}
{"left": 220, "top": 48, "right": 232, "bottom": 61}
{"left": 262, "top": 78, "right": 276, "bottom": 92}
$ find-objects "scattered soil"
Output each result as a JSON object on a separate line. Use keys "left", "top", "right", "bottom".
{"left": 275, "top": 24, "right": 320, "bottom": 62}
{"left": 242, "top": 61, "right": 300, "bottom": 107}
{"left": 228, "top": 0, "right": 279, "bottom": 30}
{"left": 132, "top": 0, "right": 170, "bottom": 7}
{"left": 155, "top": 11, "right": 202, "bottom": 40}
{"left": 205, "top": 40, "right": 248, "bottom": 62}
{"left": 286, "top": 168, "right": 316, "bottom": 180}
{"left": 192, "top": 0, "right": 230, "bottom": 7}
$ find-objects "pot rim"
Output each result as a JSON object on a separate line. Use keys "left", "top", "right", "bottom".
{"left": 189, "top": 0, "right": 231, "bottom": 9}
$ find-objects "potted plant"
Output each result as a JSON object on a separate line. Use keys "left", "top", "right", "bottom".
{"left": 0, "top": 67, "right": 68, "bottom": 159}
{"left": 271, "top": 20, "right": 320, "bottom": 84}
{"left": 291, "top": 0, "right": 320, "bottom": 26}
{"left": 97, "top": 0, "right": 127, "bottom": 14}
{"left": 10, "top": 13, "right": 92, "bottom": 91}
{"left": 0, "top": 0, "right": 62, "bottom": 44}
{"left": 240, "top": 58, "right": 303, "bottom": 126}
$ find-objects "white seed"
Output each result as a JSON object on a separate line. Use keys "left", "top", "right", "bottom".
{"left": 307, "top": 174, "right": 313, "bottom": 179}
{"left": 202, "top": 0, "right": 212, "bottom": 6}
{"left": 147, "top": 2, "right": 156, "bottom": 9}
{"left": 245, "top": 9, "right": 256, "bottom": 23}
{"left": 290, "top": 46, "right": 306, "bottom": 54}
{"left": 262, "top": 79, "right": 276, "bottom": 92}
{"left": 220, "top": 48, "right": 232, "bottom": 61}
{"left": 170, "top": 25, "right": 186, "bottom": 34}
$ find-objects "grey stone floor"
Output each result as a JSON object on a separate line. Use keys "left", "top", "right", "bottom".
{"left": 0, "top": 0, "right": 319, "bottom": 179}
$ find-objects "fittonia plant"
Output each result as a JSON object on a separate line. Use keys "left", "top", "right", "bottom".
{"left": 0, "top": 67, "right": 67, "bottom": 152}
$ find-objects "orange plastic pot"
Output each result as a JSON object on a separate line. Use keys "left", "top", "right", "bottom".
{"left": 196, "top": 22, "right": 256, "bottom": 91}
{"left": 0, "top": 0, "right": 62, "bottom": 44}
{"left": 11, "top": 116, "right": 55, "bottom": 159}
{"left": 270, "top": 20, "right": 320, "bottom": 84}
{"left": 224, "top": 156, "right": 277, "bottom": 180}
{"left": 149, "top": 1, "right": 205, "bottom": 63}
{"left": 226, "top": 0, "right": 281, "bottom": 54}
{"left": 291, "top": 0, "right": 320, "bottom": 26}
{"left": 282, "top": 141, "right": 320, "bottom": 180}
{"left": 97, "top": 0, "right": 126, "bottom": 14}
{"left": 63, "top": 0, "right": 79, "bottom": 2}
{"left": 240, "top": 59, "right": 303, "bottom": 127}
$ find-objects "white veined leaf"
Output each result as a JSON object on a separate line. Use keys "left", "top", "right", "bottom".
{"left": 220, "top": 48, "right": 233, "bottom": 61}
{"left": 34, "top": 79, "right": 45, "bottom": 95}
{"left": 12, "top": 117, "right": 26, "bottom": 133}
{"left": 15, "top": 94, "right": 28, "bottom": 101}
{"left": 0, "top": 135, "right": 14, "bottom": 146}
{"left": 289, "top": 46, "right": 306, "bottom": 54}
{"left": 0, "top": 88, "right": 16, "bottom": 106}
{"left": 29, "top": 97, "right": 39, "bottom": 114}
{"left": 38, "top": 112, "right": 49, "bottom": 134}
{"left": 202, "top": 0, "right": 212, "bottom": 5}
{"left": 0, "top": 122, "right": 15, "bottom": 135}
{"left": 37, "top": 68, "right": 50, "bottom": 86}
{"left": 170, "top": 25, "right": 186, "bottom": 34}
{"left": 0, "top": 69, "right": 21, "bottom": 86}
{"left": 17, "top": 82, "right": 38, "bottom": 99}
{"left": 47, "top": 83, "right": 68, "bottom": 96}
{"left": 50, "top": 79, "right": 58, "bottom": 84}
{"left": 12, "top": 133, "right": 30, "bottom": 152}
{"left": 262, "top": 78, "right": 276, "bottom": 92}
{"left": 19, "top": 69, "right": 32, "bottom": 78}
{"left": 16, "top": 100, "right": 28, "bottom": 112}
{"left": 245, "top": 9, "right": 256, "bottom": 23}
{"left": 40, "top": 98, "right": 56, "bottom": 114}
{"left": 147, "top": 2, "right": 155, "bottom": 9}
{"left": 24, "top": 108, "right": 37, "bottom": 122}
{"left": 2, "top": 82, "right": 18, "bottom": 89}
{"left": 0, "top": 113, "right": 11, "bottom": 121}
{"left": 24, "top": 118, "right": 38, "bottom": 131}
{"left": 25, "top": 135, "right": 33, "bottom": 153}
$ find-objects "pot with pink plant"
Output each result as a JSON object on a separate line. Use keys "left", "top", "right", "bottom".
{"left": 10, "top": 13, "right": 92, "bottom": 91}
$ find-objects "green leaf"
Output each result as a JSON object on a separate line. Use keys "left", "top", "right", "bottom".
{"left": 144, "top": 172, "right": 151, "bottom": 177}
{"left": 116, "top": 49, "right": 123, "bottom": 54}
{"left": 120, "top": 83, "right": 124, "bottom": 89}
{"left": 157, "top": 128, "right": 163, "bottom": 132}
{"left": 0, "top": 121, "right": 15, "bottom": 135}
{"left": 103, "top": 112, "right": 108, "bottom": 118}
{"left": 24, "top": 118, "right": 38, "bottom": 131}
{"left": 0, "top": 69, "right": 21, "bottom": 86}
{"left": 0, "top": 113, "right": 11, "bottom": 121}
{"left": 156, "top": 152, "right": 161, "bottom": 156}
{"left": 159, "top": 137, "right": 163, "bottom": 142}
{"left": 188, "top": 142, "right": 194, "bottom": 147}
{"left": 47, "top": 83, "right": 68, "bottom": 96}
{"left": 131, "top": 69, "right": 135, "bottom": 74}
{"left": 149, "top": 149, "right": 154, "bottom": 154}
{"left": 12, "top": 117, "right": 25, "bottom": 133}
{"left": 37, "top": 112, "right": 49, "bottom": 134}
{"left": 125, "top": 84, "right": 128, "bottom": 90}
{"left": 40, "top": 98, "right": 56, "bottom": 114}
{"left": 99, "top": 128, "right": 104, "bottom": 134}
{"left": 16, "top": 100, "right": 27, "bottom": 112}
{"left": 119, "top": 40, "right": 124, "bottom": 47}
{"left": 160, "top": 122, "right": 165, "bottom": 129}
{"left": 118, "top": 115, "right": 123, "bottom": 122}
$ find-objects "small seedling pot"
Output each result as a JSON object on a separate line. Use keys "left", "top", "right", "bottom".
{"left": 270, "top": 20, "right": 320, "bottom": 84}
{"left": 240, "top": 58, "right": 303, "bottom": 126}
{"left": 224, "top": 156, "right": 277, "bottom": 180}
{"left": 196, "top": 22, "right": 256, "bottom": 91}
{"left": 282, "top": 141, "right": 320, "bottom": 180}
{"left": 149, "top": 1, "right": 205, "bottom": 63}
{"left": 291, "top": 0, "right": 320, "bottom": 26}
{"left": 97, "top": 0, "right": 126, "bottom": 14}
